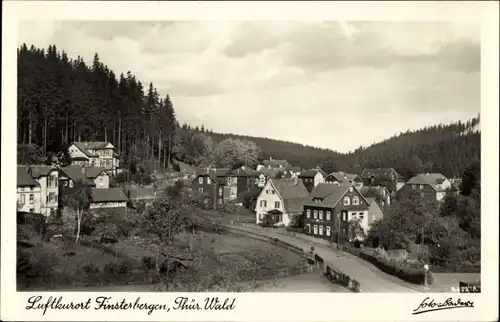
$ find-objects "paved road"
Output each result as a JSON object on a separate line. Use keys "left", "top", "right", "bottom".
{"left": 228, "top": 225, "right": 423, "bottom": 293}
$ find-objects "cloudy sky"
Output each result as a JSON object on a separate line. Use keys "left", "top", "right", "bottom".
{"left": 18, "top": 21, "right": 480, "bottom": 153}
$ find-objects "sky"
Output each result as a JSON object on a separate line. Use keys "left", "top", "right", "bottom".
{"left": 18, "top": 21, "right": 481, "bottom": 153}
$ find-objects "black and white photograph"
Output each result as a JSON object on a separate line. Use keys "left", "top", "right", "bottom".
{"left": 2, "top": 1, "right": 498, "bottom": 321}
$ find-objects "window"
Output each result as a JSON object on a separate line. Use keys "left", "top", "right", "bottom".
{"left": 353, "top": 196, "right": 359, "bottom": 205}
{"left": 419, "top": 185, "right": 424, "bottom": 189}
{"left": 275, "top": 201, "right": 280, "bottom": 208}
{"left": 198, "top": 177, "right": 203, "bottom": 184}
{"left": 343, "top": 196, "right": 350, "bottom": 206}
{"left": 319, "top": 225, "right": 324, "bottom": 235}
{"left": 207, "top": 177, "right": 212, "bottom": 184}
{"left": 326, "top": 211, "right": 331, "bottom": 220}
{"left": 326, "top": 226, "right": 331, "bottom": 236}
{"left": 358, "top": 212, "right": 364, "bottom": 220}
{"left": 412, "top": 184, "right": 416, "bottom": 189}
{"left": 20, "top": 187, "right": 25, "bottom": 192}
{"left": 306, "top": 224, "right": 311, "bottom": 233}
{"left": 260, "top": 200, "right": 267, "bottom": 207}
{"left": 30, "top": 186, "right": 34, "bottom": 191}
{"left": 420, "top": 192, "right": 424, "bottom": 198}
{"left": 29, "top": 208, "right": 34, "bottom": 213}
{"left": 342, "top": 212, "right": 347, "bottom": 221}
{"left": 218, "top": 198, "right": 222, "bottom": 204}
{"left": 349, "top": 187, "right": 353, "bottom": 192}
{"left": 198, "top": 188, "right": 204, "bottom": 193}
{"left": 20, "top": 194, "right": 25, "bottom": 205}
{"left": 306, "top": 209, "right": 311, "bottom": 218}
{"left": 313, "top": 210, "right": 318, "bottom": 219}
{"left": 271, "top": 190, "right": 275, "bottom": 194}
{"left": 219, "top": 188, "right": 223, "bottom": 196}
{"left": 313, "top": 225, "right": 318, "bottom": 234}
{"left": 29, "top": 194, "right": 34, "bottom": 204}
{"left": 319, "top": 210, "right": 323, "bottom": 220}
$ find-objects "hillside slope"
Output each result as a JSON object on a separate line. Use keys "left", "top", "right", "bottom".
{"left": 197, "top": 116, "right": 480, "bottom": 179}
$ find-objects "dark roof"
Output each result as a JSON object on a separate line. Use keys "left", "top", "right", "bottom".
{"left": 325, "top": 172, "right": 349, "bottom": 183}
{"left": 72, "top": 141, "right": 114, "bottom": 157}
{"left": 283, "top": 197, "right": 306, "bottom": 213}
{"left": 289, "top": 166, "right": 302, "bottom": 172}
{"left": 229, "top": 167, "right": 259, "bottom": 177}
{"left": 60, "top": 166, "right": 108, "bottom": 183}
{"left": 345, "top": 173, "right": 361, "bottom": 182}
{"left": 259, "top": 168, "right": 281, "bottom": 178}
{"left": 270, "top": 178, "right": 309, "bottom": 200}
{"left": 299, "top": 168, "right": 326, "bottom": 178}
{"left": 17, "top": 167, "right": 40, "bottom": 187}
{"left": 361, "top": 168, "right": 403, "bottom": 181}
{"left": 406, "top": 173, "right": 449, "bottom": 192}
{"left": 28, "top": 165, "right": 57, "bottom": 178}
{"left": 91, "top": 188, "right": 128, "bottom": 203}
{"left": 303, "top": 183, "right": 368, "bottom": 209}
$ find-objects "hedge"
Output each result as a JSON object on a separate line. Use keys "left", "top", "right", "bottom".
{"left": 344, "top": 246, "right": 430, "bottom": 285}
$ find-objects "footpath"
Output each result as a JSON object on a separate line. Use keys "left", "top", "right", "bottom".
{"left": 227, "top": 224, "right": 425, "bottom": 293}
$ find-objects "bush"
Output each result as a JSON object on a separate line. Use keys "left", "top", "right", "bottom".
{"left": 357, "top": 249, "right": 429, "bottom": 285}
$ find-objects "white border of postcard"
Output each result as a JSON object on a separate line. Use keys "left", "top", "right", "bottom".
{"left": 2, "top": 1, "right": 499, "bottom": 321}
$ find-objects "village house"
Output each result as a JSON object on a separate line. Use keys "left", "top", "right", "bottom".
{"left": 17, "top": 167, "right": 42, "bottom": 214}
{"left": 68, "top": 141, "right": 119, "bottom": 173}
{"left": 257, "top": 167, "right": 282, "bottom": 187}
{"left": 302, "top": 183, "right": 370, "bottom": 242}
{"left": 191, "top": 169, "right": 227, "bottom": 208}
{"left": 58, "top": 166, "right": 110, "bottom": 189}
{"left": 228, "top": 166, "right": 260, "bottom": 195}
{"left": 360, "top": 168, "right": 405, "bottom": 193}
{"left": 254, "top": 178, "right": 309, "bottom": 226}
{"left": 257, "top": 157, "right": 291, "bottom": 171}
{"left": 26, "top": 165, "right": 59, "bottom": 217}
{"left": 298, "top": 168, "right": 326, "bottom": 193}
{"left": 397, "top": 173, "right": 453, "bottom": 202}
{"left": 89, "top": 188, "right": 128, "bottom": 216}
{"left": 360, "top": 185, "right": 391, "bottom": 207}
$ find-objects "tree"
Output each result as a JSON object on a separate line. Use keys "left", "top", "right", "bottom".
{"left": 214, "top": 138, "right": 261, "bottom": 169}
{"left": 347, "top": 218, "right": 365, "bottom": 242}
{"left": 361, "top": 187, "right": 384, "bottom": 205}
{"left": 68, "top": 179, "right": 92, "bottom": 243}
{"left": 17, "top": 144, "right": 44, "bottom": 165}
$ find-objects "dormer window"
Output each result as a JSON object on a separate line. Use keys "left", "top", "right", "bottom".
{"left": 199, "top": 177, "right": 203, "bottom": 184}
{"left": 207, "top": 177, "right": 212, "bottom": 184}
{"left": 353, "top": 196, "right": 359, "bottom": 205}
{"left": 343, "top": 196, "right": 350, "bottom": 206}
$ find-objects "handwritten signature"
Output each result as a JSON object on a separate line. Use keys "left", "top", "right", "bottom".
{"left": 412, "top": 297, "right": 475, "bottom": 315}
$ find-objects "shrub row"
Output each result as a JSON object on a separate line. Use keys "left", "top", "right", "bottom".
{"left": 344, "top": 246, "right": 431, "bottom": 285}
{"left": 429, "top": 263, "right": 480, "bottom": 273}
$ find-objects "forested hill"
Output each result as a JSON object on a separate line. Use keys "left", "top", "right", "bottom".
{"left": 17, "top": 44, "right": 480, "bottom": 179}
{"left": 191, "top": 117, "right": 480, "bottom": 179}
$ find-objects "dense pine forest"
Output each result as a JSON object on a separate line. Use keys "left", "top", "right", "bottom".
{"left": 17, "top": 44, "right": 480, "bottom": 178}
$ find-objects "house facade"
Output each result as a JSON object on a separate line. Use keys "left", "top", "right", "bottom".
{"left": 397, "top": 173, "right": 452, "bottom": 202}
{"left": 254, "top": 178, "right": 309, "bottom": 227}
{"left": 360, "top": 168, "right": 405, "bottom": 193}
{"left": 59, "top": 167, "right": 110, "bottom": 189}
{"left": 298, "top": 168, "right": 326, "bottom": 193}
{"left": 27, "top": 165, "right": 59, "bottom": 217}
{"left": 17, "top": 167, "right": 42, "bottom": 214}
{"left": 68, "top": 141, "right": 119, "bottom": 172}
{"left": 228, "top": 166, "right": 259, "bottom": 196}
{"left": 302, "top": 183, "right": 370, "bottom": 242}
{"left": 191, "top": 170, "right": 226, "bottom": 209}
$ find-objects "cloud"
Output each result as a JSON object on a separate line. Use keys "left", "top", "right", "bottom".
{"left": 17, "top": 20, "right": 480, "bottom": 152}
